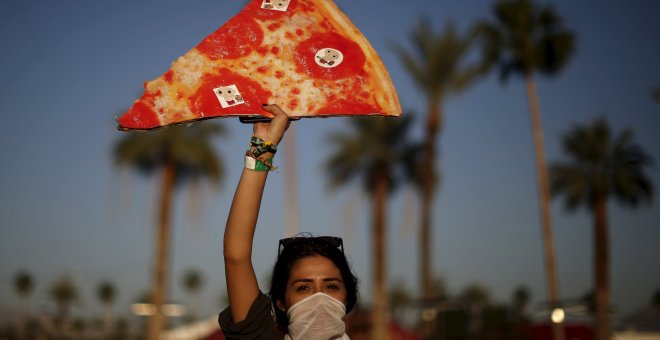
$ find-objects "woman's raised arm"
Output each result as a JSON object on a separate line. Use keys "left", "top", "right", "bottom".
{"left": 223, "top": 104, "right": 291, "bottom": 322}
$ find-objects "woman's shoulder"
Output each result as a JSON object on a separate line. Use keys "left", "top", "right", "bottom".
{"left": 218, "top": 291, "right": 284, "bottom": 340}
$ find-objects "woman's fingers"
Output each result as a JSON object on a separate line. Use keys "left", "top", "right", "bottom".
{"left": 261, "top": 103, "right": 286, "bottom": 116}
{"left": 257, "top": 104, "right": 293, "bottom": 144}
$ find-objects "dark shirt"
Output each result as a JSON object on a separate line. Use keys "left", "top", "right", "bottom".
{"left": 218, "top": 291, "right": 284, "bottom": 340}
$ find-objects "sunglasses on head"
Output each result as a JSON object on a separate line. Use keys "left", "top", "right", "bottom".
{"left": 278, "top": 235, "right": 344, "bottom": 256}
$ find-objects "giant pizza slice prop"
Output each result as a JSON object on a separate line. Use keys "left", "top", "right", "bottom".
{"left": 117, "top": 0, "right": 401, "bottom": 130}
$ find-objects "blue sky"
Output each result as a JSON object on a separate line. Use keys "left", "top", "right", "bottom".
{"left": 1, "top": 0, "right": 659, "bottom": 325}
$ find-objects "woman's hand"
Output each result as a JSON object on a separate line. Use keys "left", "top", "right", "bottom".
{"left": 253, "top": 104, "right": 292, "bottom": 146}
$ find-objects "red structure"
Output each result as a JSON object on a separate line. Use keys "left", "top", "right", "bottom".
{"left": 527, "top": 323, "right": 593, "bottom": 340}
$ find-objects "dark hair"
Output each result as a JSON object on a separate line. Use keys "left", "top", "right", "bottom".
{"left": 268, "top": 236, "right": 359, "bottom": 331}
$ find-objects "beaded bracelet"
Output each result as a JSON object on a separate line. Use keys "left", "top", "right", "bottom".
{"left": 250, "top": 136, "right": 278, "bottom": 158}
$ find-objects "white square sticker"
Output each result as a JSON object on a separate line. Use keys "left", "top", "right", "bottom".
{"left": 213, "top": 85, "right": 245, "bottom": 109}
{"left": 261, "top": 0, "right": 290, "bottom": 11}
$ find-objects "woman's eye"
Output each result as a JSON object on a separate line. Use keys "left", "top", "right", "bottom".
{"left": 326, "top": 284, "right": 338, "bottom": 290}
{"left": 295, "top": 285, "right": 310, "bottom": 292}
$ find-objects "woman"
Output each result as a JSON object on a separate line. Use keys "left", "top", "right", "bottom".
{"left": 219, "top": 104, "right": 359, "bottom": 339}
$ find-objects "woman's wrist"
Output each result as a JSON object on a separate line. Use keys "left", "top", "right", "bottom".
{"left": 245, "top": 136, "right": 278, "bottom": 172}
{"left": 245, "top": 104, "right": 290, "bottom": 172}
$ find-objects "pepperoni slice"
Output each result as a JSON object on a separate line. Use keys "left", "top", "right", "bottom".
{"left": 196, "top": 14, "right": 263, "bottom": 60}
{"left": 189, "top": 68, "right": 272, "bottom": 117}
{"left": 243, "top": 0, "right": 300, "bottom": 20}
{"left": 317, "top": 99, "right": 380, "bottom": 115}
{"left": 294, "top": 32, "right": 366, "bottom": 80}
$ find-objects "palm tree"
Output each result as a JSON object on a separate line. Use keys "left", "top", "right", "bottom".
{"left": 652, "top": 288, "right": 660, "bottom": 309}
{"left": 512, "top": 285, "right": 531, "bottom": 319}
{"left": 113, "top": 122, "right": 225, "bottom": 339}
{"left": 13, "top": 270, "right": 34, "bottom": 306}
{"left": 13, "top": 270, "right": 34, "bottom": 338}
{"left": 389, "top": 281, "right": 413, "bottom": 321}
{"left": 113, "top": 317, "right": 130, "bottom": 340}
{"left": 72, "top": 318, "right": 86, "bottom": 336}
{"left": 325, "top": 115, "right": 418, "bottom": 340}
{"left": 181, "top": 268, "right": 205, "bottom": 321}
{"left": 512, "top": 285, "right": 532, "bottom": 340}
{"left": 459, "top": 283, "right": 491, "bottom": 336}
{"left": 49, "top": 275, "right": 78, "bottom": 333}
{"left": 96, "top": 280, "right": 117, "bottom": 335}
{"left": 478, "top": 1, "right": 575, "bottom": 337}
{"left": 392, "top": 20, "right": 486, "bottom": 309}
{"left": 133, "top": 291, "right": 153, "bottom": 336}
{"left": 550, "top": 118, "right": 654, "bottom": 340}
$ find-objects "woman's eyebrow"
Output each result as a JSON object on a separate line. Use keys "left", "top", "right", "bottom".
{"left": 290, "top": 277, "right": 343, "bottom": 285}
{"left": 290, "top": 278, "right": 313, "bottom": 285}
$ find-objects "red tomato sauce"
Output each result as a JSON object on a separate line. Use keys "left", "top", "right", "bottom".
{"left": 317, "top": 99, "right": 380, "bottom": 115}
{"left": 196, "top": 14, "right": 263, "bottom": 60}
{"left": 257, "top": 46, "right": 269, "bottom": 56}
{"left": 294, "top": 32, "right": 366, "bottom": 80}
{"left": 287, "top": 98, "right": 299, "bottom": 110}
{"left": 296, "top": 0, "right": 314, "bottom": 12}
{"left": 267, "top": 22, "right": 281, "bottom": 31}
{"left": 163, "top": 70, "right": 174, "bottom": 84}
{"left": 118, "top": 101, "right": 160, "bottom": 129}
{"left": 189, "top": 68, "right": 272, "bottom": 117}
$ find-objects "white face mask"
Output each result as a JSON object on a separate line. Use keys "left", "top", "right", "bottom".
{"left": 285, "top": 292, "right": 350, "bottom": 340}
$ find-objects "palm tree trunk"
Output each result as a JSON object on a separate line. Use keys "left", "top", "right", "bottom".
{"left": 284, "top": 125, "right": 300, "bottom": 237}
{"left": 59, "top": 303, "right": 70, "bottom": 334}
{"left": 593, "top": 196, "right": 609, "bottom": 340}
{"left": 524, "top": 73, "right": 565, "bottom": 340}
{"left": 371, "top": 171, "right": 389, "bottom": 340}
{"left": 148, "top": 160, "right": 176, "bottom": 340}
{"left": 19, "top": 298, "right": 27, "bottom": 340}
{"left": 103, "top": 306, "right": 111, "bottom": 338}
{"left": 420, "top": 99, "right": 441, "bottom": 339}
{"left": 56, "top": 301, "right": 71, "bottom": 337}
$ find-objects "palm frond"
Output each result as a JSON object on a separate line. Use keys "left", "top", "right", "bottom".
{"left": 652, "top": 88, "right": 660, "bottom": 102}
{"left": 393, "top": 17, "right": 486, "bottom": 99}
{"left": 550, "top": 118, "right": 654, "bottom": 211}
{"left": 390, "top": 44, "right": 429, "bottom": 92}
{"left": 473, "top": 22, "right": 503, "bottom": 79}
{"left": 549, "top": 164, "right": 589, "bottom": 210}
{"left": 487, "top": 0, "right": 575, "bottom": 80}
{"left": 324, "top": 115, "right": 418, "bottom": 195}
{"left": 535, "top": 31, "right": 576, "bottom": 76}
{"left": 113, "top": 121, "right": 225, "bottom": 188}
